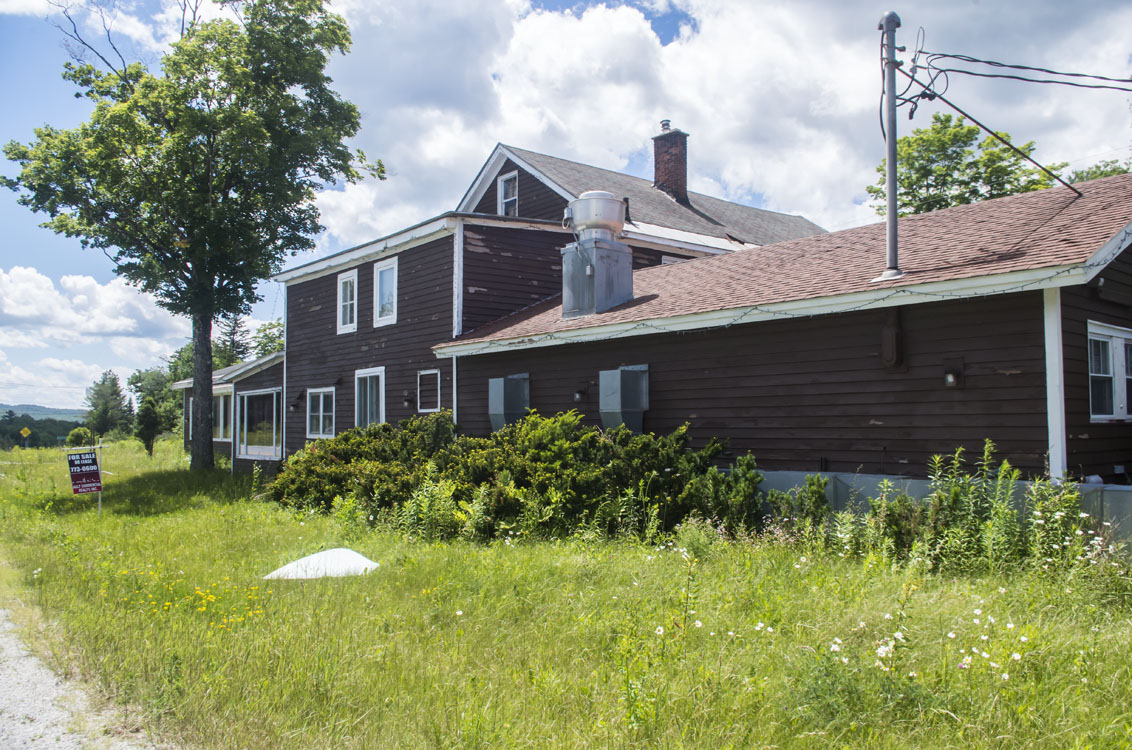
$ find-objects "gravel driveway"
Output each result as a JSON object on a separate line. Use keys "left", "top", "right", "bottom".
{"left": 0, "top": 607, "right": 159, "bottom": 749}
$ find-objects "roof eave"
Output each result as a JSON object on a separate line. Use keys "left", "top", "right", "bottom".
{"left": 433, "top": 262, "right": 1089, "bottom": 359}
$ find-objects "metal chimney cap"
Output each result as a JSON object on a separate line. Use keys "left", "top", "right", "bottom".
{"left": 659, "top": 119, "right": 671, "bottom": 132}
{"left": 878, "top": 11, "right": 900, "bottom": 31}
{"left": 579, "top": 190, "right": 615, "bottom": 200}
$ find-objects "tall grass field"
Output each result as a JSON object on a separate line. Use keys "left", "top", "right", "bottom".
{"left": 2, "top": 439, "right": 1132, "bottom": 748}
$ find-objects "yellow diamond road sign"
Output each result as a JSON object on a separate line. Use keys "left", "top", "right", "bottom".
{"left": 19, "top": 427, "right": 31, "bottom": 438}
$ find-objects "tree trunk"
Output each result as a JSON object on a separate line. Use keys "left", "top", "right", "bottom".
{"left": 190, "top": 311, "right": 215, "bottom": 470}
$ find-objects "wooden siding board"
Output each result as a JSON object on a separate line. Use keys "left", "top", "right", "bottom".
{"left": 453, "top": 292, "right": 1051, "bottom": 476}
{"left": 285, "top": 237, "right": 456, "bottom": 455}
{"left": 461, "top": 225, "right": 683, "bottom": 335}
{"left": 1061, "top": 246, "right": 1132, "bottom": 478}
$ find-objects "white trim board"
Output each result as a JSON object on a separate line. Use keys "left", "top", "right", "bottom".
{"left": 274, "top": 217, "right": 454, "bottom": 285}
{"left": 1043, "top": 288, "right": 1067, "bottom": 480}
{"left": 434, "top": 262, "right": 1089, "bottom": 358}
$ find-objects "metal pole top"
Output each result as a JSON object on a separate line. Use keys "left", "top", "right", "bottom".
{"left": 878, "top": 11, "right": 901, "bottom": 31}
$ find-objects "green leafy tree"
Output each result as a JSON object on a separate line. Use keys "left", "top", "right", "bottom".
{"left": 127, "top": 366, "right": 181, "bottom": 432}
{"left": 213, "top": 315, "right": 251, "bottom": 368}
{"left": 1068, "top": 158, "right": 1131, "bottom": 183}
{"left": 135, "top": 396, "right": 162, "bottom": 457}
{"left": 867, "top": 113, "right": 1064, "bottom": 216}
{"left": 66, "top": 426, "right": 94, "bottom": 448}
{"left": 3, "top": 0, "right": 382, "bottom": 469}
{"left": 84, "top": 370, "right": 132, "bottom": 438}
{"left": 251, "top": 319, "right": 285, "bottom": 358}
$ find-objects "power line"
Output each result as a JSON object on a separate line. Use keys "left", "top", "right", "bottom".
{"left": 921, "top": 51, "right": 1132, "bottom": 92}
{"left": 892, "top": 67, "right": 1081, "bottom": 196}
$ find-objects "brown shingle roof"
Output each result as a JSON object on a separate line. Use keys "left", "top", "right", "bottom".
{"left": 442, "top": 174, "right": 1132, "bottom": 349}
{"left": 504, "top": 145, "right": 827, "bottom": 245}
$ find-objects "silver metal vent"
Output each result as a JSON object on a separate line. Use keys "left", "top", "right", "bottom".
{"left": 599, "top": 365, "right": 648, "bottom": 432}
{"left": 561, "top": 191, "right": 632, "bottom": 319}
{"left": 488, "top": 373, "right": 529, "bottom": 431}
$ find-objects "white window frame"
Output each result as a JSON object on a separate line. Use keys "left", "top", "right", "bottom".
{"left": 417, "top": 369, "right": 441, "bottom": 413}
{"left": 373, "top": 257, "right": 398, "bottom": 328}
{"left": 236, "top": 388, "right": 282, "bottom": 460}
{"left": 306, "top": 387, "right": 336, "bottom": 439}
{"left": 212, "top": 389, "right": 233, "bottom": 442}
{"left": 497, "top": 171, "right": 518, "bottom": 216}
{"left": 355, "top": 366, "right": 386, "bottom": 427}
{"left": 1088, "top": 320, "right": 1132, "bottom": 421}
{"left": 337, "top": 269, "right": 358, "bottom": 334}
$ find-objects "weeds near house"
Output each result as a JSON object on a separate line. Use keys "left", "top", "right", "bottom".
{"left": 2, "top": 437, "right": 1132, "bottom": 748}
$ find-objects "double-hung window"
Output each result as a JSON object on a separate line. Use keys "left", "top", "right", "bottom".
{"left": 373, "top": 257, "right": 397, "bottom": 327}
{"left": 1088, "top": 320, "right": 1132, "bottom": 420}
{"left": 356, "top": 367, "right": 386, "bottom": 427}
{"left": 307, "top": 387, "right": 335, "bottom": 439}
{"left": 497, "top": 171, "right": 518, "bottom": 216}
{"left": 337, "top": 269, "right": 358, "bottom": 334}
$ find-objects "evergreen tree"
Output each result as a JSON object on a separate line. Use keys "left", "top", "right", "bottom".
{"left": 135, "top": 397, "right": 162, "bottom": 457}
{"left": 84, "top": 371, "right": 132, "bottom": 438}
{"left": 214, "top": 316, "right": 251, "bottom": 368}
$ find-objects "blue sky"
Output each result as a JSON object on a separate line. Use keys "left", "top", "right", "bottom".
{"left": 1, "top": 0, "right": 1130, "bottom": 408}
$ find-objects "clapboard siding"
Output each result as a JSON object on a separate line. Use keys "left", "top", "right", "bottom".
{"left": 232, "top": 362, "right": 284, "bottom": 474}
{"left": 1062, "top": 246, "right": 1132, "bottom": 479}
{"left": 472, "top": 159, "right": 569, "bottom": 221}
{"left": 284, "top": 237, "right": 455, "bottom": 455}
{"left": 453, "top": 292, "right": 1050, "bottom": 476}
{"left": 461, "top": 224, "right": 684, "bottom": 334}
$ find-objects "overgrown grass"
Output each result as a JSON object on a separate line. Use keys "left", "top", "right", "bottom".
{"left": 3, "top": 440, "right": 1132, "bottom": 748}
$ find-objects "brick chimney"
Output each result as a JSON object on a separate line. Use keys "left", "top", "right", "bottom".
{"left": 652, "top": 119, "right": 689, "bottom": 204}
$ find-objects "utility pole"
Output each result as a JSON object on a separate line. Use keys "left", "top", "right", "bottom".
{"left": 874, "top": 10, "right": 905, "bottom": 282}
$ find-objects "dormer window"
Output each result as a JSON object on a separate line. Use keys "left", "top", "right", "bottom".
{"left": 497, "top": 171, "right": 518, "bottom": 216}
{"left": 337, "top": 269, "right": 357, "bottom": 334}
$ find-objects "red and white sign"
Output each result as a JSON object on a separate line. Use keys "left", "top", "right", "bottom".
{"left": 67, "top": 451, "right": 102, "bottom": 494}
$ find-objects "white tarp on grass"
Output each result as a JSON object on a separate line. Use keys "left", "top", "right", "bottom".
{"left": 263, "top": 548, "right": 379, "bottom": 580}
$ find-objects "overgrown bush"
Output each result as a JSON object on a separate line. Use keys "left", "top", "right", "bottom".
{"left": 268, "top": 411, "right": 457, "bottom": 512}
{"left": 269, "top": 410, "right": 765, "bottom": 540}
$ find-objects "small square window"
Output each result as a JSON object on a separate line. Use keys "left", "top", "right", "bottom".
{"left": 417, "top": 369, "right": 441, "bottom": 413}
{"left": 497, "top": 171, "right": 518, "bottom": 217}
{"left": 373, "top": 257, "right": 398, "bottom": 327}
{"left": 337, "top": 270, "right": 357, "bottom": 334}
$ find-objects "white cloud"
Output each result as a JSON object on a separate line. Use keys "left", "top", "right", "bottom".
{"left": 0, "top": 266, "right": 189, "bottom": 347}
{"left": 295, "top": 0, "right": 1132, "bottom": 259}
{"left": 0, "top": 0, "right": 52, "bottom": 15}
{"left": 0, "top": 348, "right": 102, "bottom": 409}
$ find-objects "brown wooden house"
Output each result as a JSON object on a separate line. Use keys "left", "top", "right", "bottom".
{"left": 435, "top": 174, "right": 1132, "bottom": 482}
{"left": 248, "top": 125, "right": 823, "bottom": 471}
{"left": 182, "top": 123, "right": 1132, "bottom": 484}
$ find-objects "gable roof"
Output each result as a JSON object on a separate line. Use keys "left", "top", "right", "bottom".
{"left": 171, "top": 351, "right": 284, "bottom": 391}
{"left": 457, "top": 143, "right": 826, "bottom": 247}
{"left": 436, "top": 173, "right": 1132, "bottom": 357}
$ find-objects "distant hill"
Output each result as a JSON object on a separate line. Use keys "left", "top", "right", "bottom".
{"left": 0, "top": 403, "right": 86, "bottom": 422}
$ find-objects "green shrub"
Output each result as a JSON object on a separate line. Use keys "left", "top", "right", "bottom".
{"left": 66, "top": 426, "right": 94, "bottom": 447}
{"left": 269, "top": 411, "right": 457, "bottom": 512}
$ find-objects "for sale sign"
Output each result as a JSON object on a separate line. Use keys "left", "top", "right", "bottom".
{"left": 67, "top": 451, "right": 102, "bottom": 494}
